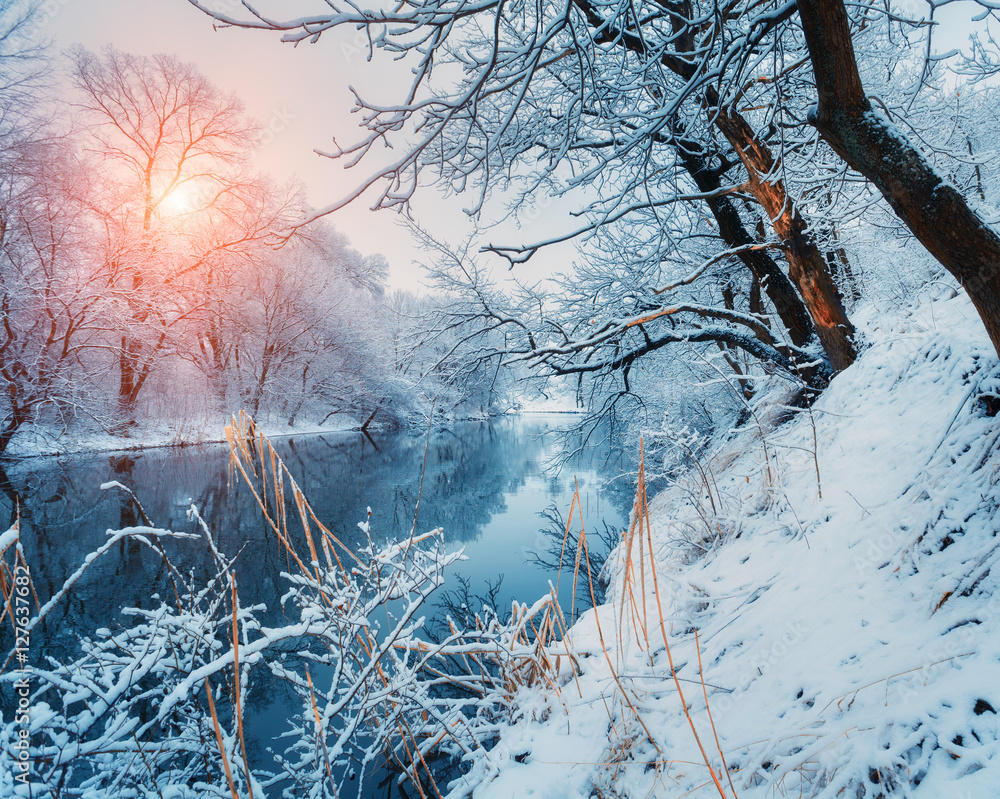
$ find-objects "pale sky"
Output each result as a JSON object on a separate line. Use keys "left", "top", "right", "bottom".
{"left": 39, "top": 0, "right": 991, "bottom": 291}
{"left": 42, "top": 0, "right": 478, "bottom": 291}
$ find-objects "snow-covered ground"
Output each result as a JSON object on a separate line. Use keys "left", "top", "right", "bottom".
{"left": 468, "top": 287, "right": 1000, "bottom": 798}
{"left": 2, "top": 413, "right": 364, "bottom": 459}
{"left": 4, "top": 280, "right": 999, "bottom": 799}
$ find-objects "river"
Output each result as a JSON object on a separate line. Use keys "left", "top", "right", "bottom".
{"left": 1, "top": 414, "right": 632, "bottom": 795}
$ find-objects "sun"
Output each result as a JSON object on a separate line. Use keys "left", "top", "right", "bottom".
{"left": 159, "top": 187, "right": 196, "bottom": 216}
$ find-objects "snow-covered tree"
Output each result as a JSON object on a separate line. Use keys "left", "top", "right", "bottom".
{"left": 69, "top": 46, "right": 287, "bottom": 428}
{"left": 185, "top": 0, "right": 1000, "bottom": 379}
{"left": 0, "top": 141, "right": 108, "bottom": 453}
{"left": 183, "top": 0, "right": 866, "bottom": 378}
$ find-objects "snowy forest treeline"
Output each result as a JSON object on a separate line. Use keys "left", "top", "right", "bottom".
{"left": 0, "top": 14, "right": 519, "bottom": 457}
{"left": 4, "top": 0, "right": 1000, "bottom": 458}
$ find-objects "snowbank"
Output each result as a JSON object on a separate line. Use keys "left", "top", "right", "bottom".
{"left": 473, "top": 288, "right": 1000, "bottom": 798}
{"left": 1, "top": 413, "right": 362, "bottom": 459}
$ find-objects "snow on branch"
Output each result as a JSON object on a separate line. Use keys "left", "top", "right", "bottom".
{"left": 1, "top": 416, "right": 582, "bottom": 799}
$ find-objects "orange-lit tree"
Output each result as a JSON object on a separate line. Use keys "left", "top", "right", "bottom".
{"left": 70, "top": 46, "right": 287, "bottom": 429}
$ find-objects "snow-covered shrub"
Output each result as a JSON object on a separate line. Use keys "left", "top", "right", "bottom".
{"left": 0, "top": 414, "right": 575, "bottom": 798}
{"left": 643, "top": 416, "right": 744, "bottom": 558}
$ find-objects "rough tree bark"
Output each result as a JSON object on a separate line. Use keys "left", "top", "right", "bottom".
{"left": 709, "top": 97, "right": 857, "bottom": 372}
{"left": 797, "top": 0, "right": 1000, "bottom": 359}
{"left": 674, "top": 138, "right": 817, "bottom": 351}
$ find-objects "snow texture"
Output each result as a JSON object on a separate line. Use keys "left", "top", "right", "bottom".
{"left": 467, "top": 288, "right": 1000, "bottom": 799}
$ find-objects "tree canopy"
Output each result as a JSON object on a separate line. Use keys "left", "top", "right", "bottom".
{"left": 186, "top": 0, "right": 1000, "bottom": 411}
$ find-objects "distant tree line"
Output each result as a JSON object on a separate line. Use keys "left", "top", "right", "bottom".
{"left": 0, "top": 11, "right": 515, "bottom": 455}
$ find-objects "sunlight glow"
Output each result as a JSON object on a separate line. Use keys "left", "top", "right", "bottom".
{"left": 159, "top": 188, "right": 196, "bottom": 216}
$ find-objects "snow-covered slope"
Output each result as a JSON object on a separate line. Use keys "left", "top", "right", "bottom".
{"left": 469, "top": 288, "right": 1000, "bottom": 798}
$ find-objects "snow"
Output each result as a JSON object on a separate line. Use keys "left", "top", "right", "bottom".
{"left": 1, "top": 413, "right": 363, "bottom": 460}
{"left": 0, "top": 524, "right": 18, "bottom": 555}
{"left": 468, "top": 287, "right": 1000, "bottom": 798}
{"left": 5, "top": 281, "right": 1000, "bottom": 798}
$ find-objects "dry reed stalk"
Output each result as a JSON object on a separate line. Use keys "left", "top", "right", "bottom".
{"left": 806, "top": 405, "right": 823, "bottom": 500}
{"left": 421, "top": 716, "right": 478, "bottom": 755}
{"left": 637, "top": 439, "right": 729, "bottom": 799}
{"left": 601, "top": 693, "right": 618, "bottom": 736}
{"left": 399, "top": 714, "right": 448, "bottom": 799}
{"left": 0, "top": 516, "right": 21, "bottom": 635}
{"left": 226, "top": 412, "right": 361, "bottom": 576}
{"left": 554, "top": 487, "right": 579, "bottom": 609}
{"left": 815, "top": 654, "right": 974, "bottom": 717}
{"left": 578, "top": 518, "right": 663, "bottom": 756}
{"left": 637, "top": 494, "right": 652, "bottom": 658}
{"left": 446, "top": 617, "right": 479, "bottom": 680}
{"left": 408, "top": 404, "right": 436, "bottom": 543}
{"left": 204, "top": 676, "right": 240, "bottom": 799}
{"left": 304, "top": 666, "right": 337, "bottom": 786}
{"left": 321, "top": 535, "right": 335, "bottom": 573}
{"left": 225, "top": 430, "right": 314, "bottom": 580}
{"left": 0, "top": 573, "right": 12, "bottom": 636}
{"left": 618, "top": 498, "right": 638, "bottom": 660}
{"left": 545, "top": 584, "right": 584, "bottom": 696}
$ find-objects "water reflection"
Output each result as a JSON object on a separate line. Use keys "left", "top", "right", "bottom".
{"left": 1, "top": 415, "right": 631, "bottom": 793}
{"left": 4, "top": 416, "right": 631, "bottom": 642}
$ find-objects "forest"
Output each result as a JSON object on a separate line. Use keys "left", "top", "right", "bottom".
{"left": 2, "top": 0, "right": 1000, "bottom": 796}
{"left": 0, "top": 12, "right": 519, "bottom": 458}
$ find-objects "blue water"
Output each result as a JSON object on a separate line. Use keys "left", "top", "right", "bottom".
{"left": 1, "top": 415, "right": 631, "bottom": 796}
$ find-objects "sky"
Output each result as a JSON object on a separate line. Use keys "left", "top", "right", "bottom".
{"left": 37, "top": 0, "right": 992, "bottom": 292}
{"left": 40, "top": 0, "right": 478, "bottom": 291}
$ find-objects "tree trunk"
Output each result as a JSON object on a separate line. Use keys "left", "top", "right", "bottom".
{"left": 576, "top": 0, "right": 858, "bottom": 372}
{"left": 797, "top": 0, "right": 1000, "bottom": 359}
{"left": 117, "top": 326, "right": 167, "bottom": 428}
{"left": 248, "top": 346, "right": 274, "bottom": 418}
{"left": 0, "top": 410, "right": 27, "bottom": 457}
{"left": 117, "top": 334, "right": 145, "bottom": 427}
{"left": 710, "top": 102, "right": 858, "bottom": 372}
{"left": 674, "top": 138, "right": 818, "bottom": 351}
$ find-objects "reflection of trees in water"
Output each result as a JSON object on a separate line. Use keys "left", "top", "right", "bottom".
{"left": 0, "top": 446, "right": 245, "bottom": 659}
{"left": 288, "top": 420, "right": 546, "bottom": 547}
{"left": 0, "top": 418, "right": 631, "bottom": 792}
{"left": 1, "top": 417, "right": 628, "bottom": 665}
{"left": 528, "top": 502, "right": 621, "bottom": 610}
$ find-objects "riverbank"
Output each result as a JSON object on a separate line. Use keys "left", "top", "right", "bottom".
{"left": 5, "top": 284, "right": 998, "bottom": 797}
{"left": 470, "top": 286, "right": 1000, "bottom": 797}
{"left": 1, "top": 400, "right": 586, "bottom": 462}
{"left": 0, "top": 412, "right": 372, "bottom": 461}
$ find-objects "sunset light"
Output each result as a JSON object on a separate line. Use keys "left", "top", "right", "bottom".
{"left": 4, "top": 2, "right": 1000, "bottom": 798}
{"left": 158, "top": 187, "right": 196, "bottom": 216}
